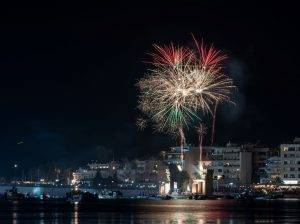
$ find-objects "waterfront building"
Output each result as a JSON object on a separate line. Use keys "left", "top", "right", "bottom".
{"left": 133, "top": 159, "right": 170, "bottom": 184}
{"left": 87, "top": 161, "right": 118, "bottom": 178}
{"left": 240, "top": 150, "right": 252, "bottom": 185}
{"left": 116, "top": 161, "right": 137, "bottom": 184}
{"left": 244, "top": 144, "right": 270, "bottom": 169}
{"left": 72, "top": 167, "right": 97, "bottom": 185}
{"left": 280, "top": 137, "right": 300, "bottom": 184}
{"left": 204, "top": 143, "right": 252, "bottom": 187}
{"left": 242, "top": 143, "right": 270, "bottom": 182}
{"left": 160, "top": 145, "right": 192, "bottom": 165}
{"left": 161, "top": 142, "right": 253, "bottom": 194}
{"left": 72, "top": 161, "right": 118, "bottom": 185}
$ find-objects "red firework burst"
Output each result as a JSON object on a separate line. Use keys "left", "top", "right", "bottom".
{"left": 192, "top": 34, "right": 227, "bottom": 70}
{"left": 150, "top": 43, "right": 193, "bottom": 67}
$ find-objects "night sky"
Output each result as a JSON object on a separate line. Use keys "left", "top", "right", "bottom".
{"left": 0, "top": 2, "right": 299, "bottom": 175}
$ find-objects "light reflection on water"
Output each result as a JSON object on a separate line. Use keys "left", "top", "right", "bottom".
{"left": 2, "top": 199, "right": 300, "bottom": 223}
{"left": 72, "top": 204, "right": 78, "bottom": 224}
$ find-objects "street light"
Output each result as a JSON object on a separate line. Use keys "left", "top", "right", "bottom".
{"left": 13, "top": 163, "right": 18, "bottom": 185}
{"left": 177, "top": 164, "right": 183, "bottom": 172}
{"left": 216, "top": 175, "right": 222, "bottom": 192}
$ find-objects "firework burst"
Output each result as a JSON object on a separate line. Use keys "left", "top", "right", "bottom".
{"left": 150, "top": 43, "right": 194, "bottom": 67}
{"left": 137, "top": 40, "right": 235, "bottom": 131}
{"left": 188, "top": 67, "right": 234, "bottom": 114}
{"left": 137, "top": 44, "right": 198, "bottom": 134}
{"left": 137, "top": 36, "right": 236, "bottom": 165}
{"left": 192, "top": 34, "right": 227, "bottom": 70}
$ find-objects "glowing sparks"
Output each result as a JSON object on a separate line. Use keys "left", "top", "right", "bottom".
{"left": 137, "top": 45, "right": 198, "bottom": 133}
{"left": 188, "top": 68, "right": 235, "bottom": 114}
{"left": 137, "top": 35, "right": 236, "bottom": 142}
{"left": 150, "top": 43, "right": 194, "bottom": 67}
{"left": 136, "top": 117, "right": 147, "bottom": 130}
{"left": 192, "top": 34, "right": 227, "bottom": 70}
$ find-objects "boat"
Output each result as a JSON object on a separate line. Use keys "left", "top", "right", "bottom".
{"left": 3, "top": 187, "right": 26, "bottom": 201}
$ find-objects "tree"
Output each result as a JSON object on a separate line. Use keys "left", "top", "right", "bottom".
{"left": 169, "top": 164, "right": 190, "bottom": 192}
{"left": 178, "top": 171, "right": 190, "bottom": 191}
{"left": 252, "top": 168, "right": 267, "bottom": 184}
{"left": 205, "top": 169, "right": 214, "bottom": 195}
{"left": 273, "top": 177, "right": 283, "bottom": 185}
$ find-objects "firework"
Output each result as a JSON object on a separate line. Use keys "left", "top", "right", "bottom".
{"left": 192, "top": 34, "right": 227, "bottom": 70}
{"left": 188, "top": 67, "right": 234, "bottom": 114}
{"left": 137, "top": 44, "right": 197, "bottom": 133}
{"left": 192, "top": 35, "right": 234, "bottom": 145}
{"left": 136, "top": 117, "right": 147, "bottom": 130}
{"left": 137, "top": 37, "right": 236, "bottom": 166}
{"left": 137, "top": 44, "right": 197, "bottom": 164}
{"left": 196, "top": 123, "right": 207, "bottom": 174}
{"left": 211, "top": 101, "right": 218, "bottom": 145}
{"left": 150, "top": 43, "right": 194, "bottom": 67}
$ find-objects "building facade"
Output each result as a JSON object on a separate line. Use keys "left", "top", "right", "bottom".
{"left": 161, "top": 142, "right": 253, "bottom": 193}
{"left": 280, "top": 138, "right": 300, "bottom": 184}
{"left": 205, "top": 143, "right": 252, "bottom": 187}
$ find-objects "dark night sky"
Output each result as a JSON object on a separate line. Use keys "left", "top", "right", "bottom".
{"left": 0, "top": 2, "right": 299, "bottom": 175}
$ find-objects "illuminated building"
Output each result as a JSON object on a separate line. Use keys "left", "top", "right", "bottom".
{"left": 202, "top": 143, "right": 252, "bottom": 188}
{"left": 87, "top": 162, "right": 118, "bottom": 178}
{"left": 204, "top": 143, "right": 248, "bottom": 186}
{"left": 161, "top": 142, "right": 253, "bottom": 193}
{"left": 280, "top": 137, "right": 300, "bottom": 185}
{"left": 160, "top": 145, "right": 192, "bottom": 165}
{"left": 72, "top": 162, "right": 118, "bottom": 185}
{"left": 161, "top": 145, "right": 208, "bottom": 194}
{"left": 242, "top": 144, "right": 271, "bottom": 182}
{"left": 72, "top": 168, "right": 97, "bottom": 185}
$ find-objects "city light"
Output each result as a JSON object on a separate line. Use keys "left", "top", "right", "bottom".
{"left": 177, "top": 165, "right": 183, "bottom": 172}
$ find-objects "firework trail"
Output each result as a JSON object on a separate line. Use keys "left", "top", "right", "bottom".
{"left": 192, "top": 34, "right": 227, "bottom": 70}
{"left": 192, "top": 35, "right": 233, "bottom": 146}
{"left": 211, "top": 100, "right": 218, "bottom": 146}
{"left": 196, "top": 123, "right": 207, "bottom": 174}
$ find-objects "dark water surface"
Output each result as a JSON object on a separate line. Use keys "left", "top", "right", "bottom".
{"left": 0, "top": 199, "right": 299, "bottom": 223}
